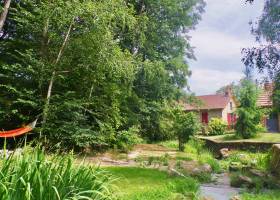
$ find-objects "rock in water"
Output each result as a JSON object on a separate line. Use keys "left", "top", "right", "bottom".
{"left": 219, "top": 148, "right": 230, "bottom": 159}
{"left": 231, "top": 195, "right": 241, "bottom": 200}
{"left": 238, "top": 175, "right": 253, "bottom": 187}
{"left": 271, "top": 144, "right": 280, "bottom": 177}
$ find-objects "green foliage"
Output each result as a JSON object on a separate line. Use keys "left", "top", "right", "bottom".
{"left": 220, "top": 150, "right": 271, "bottom": 171}
{"left": 242, "top": 190, "right": 280, "bottom": 200}
{"left": 0, "top": 147, "right": 112, "bottom": 200}
{"left": 243, "top": 0, "right": 280, "bottom": 112}
{"left": 105, "top": 167, "right": 199, "bottom": 200}
{"left": 173, "top": 108, "right": 200, "bottom": 151}
{"left": 114, "top": 126, "right": 142, "bottom": 152}
{"left": 0, "top": 0, "right": 205, "bottom": 150}
{"left": 235, "top": 80, "right": 262, "bottom": 139}
{"left": 208, "top": 118, "right": 227, "bottom": 136}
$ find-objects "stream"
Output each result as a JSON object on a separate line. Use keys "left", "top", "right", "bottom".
{"left": 200, "top": 173, "right": 241, "bottom": 200}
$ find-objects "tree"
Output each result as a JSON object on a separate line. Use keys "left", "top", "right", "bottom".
{"left": 0, "top": 0, "right": 205, "bottom": 149}
{"left": 235, "top": 80, "right": 262, "bottom": 139}
{"left": 0, "top": 0, "right": 11, "bottom": 32}
{"left": 243, "top": 0, "right": 280, "bottom": 110}
{"left": 173, "top": 106, "right": 199, "bottom": 151}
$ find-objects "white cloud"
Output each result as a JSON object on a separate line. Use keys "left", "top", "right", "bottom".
{"left": 191, "top": 29, "right": 254, "bottom": 58}
{"left": 187, "top": 0, "right": 265, "bottom": 95}
{"left": 189, "top": 68, "right": 244, "bottom": 95}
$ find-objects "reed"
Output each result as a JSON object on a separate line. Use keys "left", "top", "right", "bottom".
{"left": 0, "top": 146, "right": 112, "bottom": 200}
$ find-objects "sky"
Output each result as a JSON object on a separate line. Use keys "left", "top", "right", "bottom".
{"left": 188, "top": 0, "right": 265, "bottom": 95}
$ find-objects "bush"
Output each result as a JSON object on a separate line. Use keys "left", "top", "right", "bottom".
{"left": 173, "top": 108, "right": 200, "bottom": 151}
{"left": 0, "top": 147, "right": 112, "bottom": 200}
{"left": 208, "top": 118, "right": 227, "bottom": 135}
{"left": 115, "top": 126, "right": 142, "bottom": 152}
{"left": 235, "top": 80, "right": 262, "bottom": 139}
{"left": 256, "top": 123, "right": 267, "bottom": 133}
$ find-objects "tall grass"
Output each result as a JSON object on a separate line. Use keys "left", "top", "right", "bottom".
{"left": 0, "top": 147, "right": 113, "bottom": 200}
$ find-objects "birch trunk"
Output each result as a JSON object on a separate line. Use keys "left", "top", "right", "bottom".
{"left": 41, "top": 19, "right": 74, "bottom": 134}
{"left": 0, "top": 0, "right": 12, "bottom": 32}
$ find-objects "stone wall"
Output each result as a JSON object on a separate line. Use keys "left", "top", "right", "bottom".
{"left": 271, "top": 144, "right": 280, "bottom": 177}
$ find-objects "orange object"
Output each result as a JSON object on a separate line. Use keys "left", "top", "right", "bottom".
{"left": 0, "top": 119, "right": 38, "bottom": 138}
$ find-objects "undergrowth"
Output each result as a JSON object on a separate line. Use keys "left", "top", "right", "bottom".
{"left": 0, "top": 146, "right": 113, "bottom": 200}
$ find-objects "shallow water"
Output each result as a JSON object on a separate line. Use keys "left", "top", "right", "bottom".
{"left": 200, "top": 185, "right": 240, "bottom": 200}
{"left": 200, "top": 173, "right": 240, "bottom": 200}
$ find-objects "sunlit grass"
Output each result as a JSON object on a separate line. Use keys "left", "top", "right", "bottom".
{"left": 0, "top": 146, "right": 113, "bottom": 200}
{"left": 200, "top": 133, "right": 280, "bottom": 143}
{"left": 105, "top": 167, "right": 199, "bottom": 200}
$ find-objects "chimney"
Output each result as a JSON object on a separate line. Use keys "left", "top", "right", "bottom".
{"left": 264, "top": 82, "right": 272, "bottom": 91}
{"left": 225, "top": 86, "right": 232, "bottom": 97}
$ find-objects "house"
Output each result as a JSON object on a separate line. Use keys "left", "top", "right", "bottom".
{"left": 184, "top": 89, "right": 237, "bottom": 127}
{"left": 257, "top": 83, "right": 279, "bottom": 132}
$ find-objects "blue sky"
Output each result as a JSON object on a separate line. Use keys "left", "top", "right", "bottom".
{"left": 188, "top": 0, "right": 265, "bottom": 95}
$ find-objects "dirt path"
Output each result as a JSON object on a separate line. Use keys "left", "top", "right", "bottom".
{"left": 83, "top": 144, "right": 177, "bottom": 167}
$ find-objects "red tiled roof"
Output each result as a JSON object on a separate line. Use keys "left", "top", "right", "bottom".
{"left": 257, "top": 83, "right": 273, "bottom": 107}
{"left": 184, "top": 95, "right": 230, "bottom": 111}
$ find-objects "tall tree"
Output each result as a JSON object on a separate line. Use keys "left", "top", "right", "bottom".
{"left": 0, "top": 0, "right": 205, "bottom": 149}
{"left": 0, "top": 0, "right": 11, "bottom": 32}
{"left": 243, "top": 0, "right": 279, "bottom": 112}
{"left": 243, "top": 0, "right": 280, "bottom": 77}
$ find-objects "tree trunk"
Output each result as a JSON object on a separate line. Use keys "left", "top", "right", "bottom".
{"left": 0, "top": 0, "right": 12, "bottom": 32}
{"left": 178, "top": 138, "right": 185, "bottom": 152}
{"left": 40, "top": 19, "right": 74, "bottom": 135}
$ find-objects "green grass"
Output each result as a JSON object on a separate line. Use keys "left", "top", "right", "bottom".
{"left": 219, "top": 150, "right": 270, "bottom": 171}
{"left": 242, "top": 190, "right": 280, "bottom": 200}
{"left": 200, "top": 133, "right": 280, "bottom": 143}
{"left": 160, "top": 139, "right": 221, "bottom": 174}
{"left": 105, "top": 167, "right": 199, "bottom": 200}
{"left": 0, "top": 147, "right": 112, "bottom": 200}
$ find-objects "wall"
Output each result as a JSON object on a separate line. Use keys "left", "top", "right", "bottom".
{"left": 278, "top": 113, "right": 280, "bottom": 132}
{"left": 195, "top": 109, "right": 222, "bottom": 123}
{"left": 271, "top": 144, "right": 280, "bottom": 177}
{"left": 222, "top": 97, "right": 237, "bottom": 124}
{"left": 208, "top": 109, "right": 223, "bottom": 121}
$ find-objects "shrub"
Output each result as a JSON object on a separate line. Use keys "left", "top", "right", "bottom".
{"left": 115, "top": 126, "right": 142, "bottom": 152}
{"left": 256, "top": 123, "right": 267, "bottom": 133}
{"left": 235, "top": 80, "right": 263, "bottom": 139}
{"left": 173, "top": 108, "right": 200, "bottom": 151}
{"left": 0, "top": 147, "right": 113, "bottom": 200}
{"left": 208, "top": 118, "right": 227, "bottom": 135}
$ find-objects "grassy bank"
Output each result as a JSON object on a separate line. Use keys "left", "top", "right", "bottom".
{"left": 200, "top": 133, "right": 280, "bottom": 143}
{"left": 105, "top": 167, "right": 199, "bottom": 200}
{"left": 0, "top": 147, "right": 112, "bottom": 200}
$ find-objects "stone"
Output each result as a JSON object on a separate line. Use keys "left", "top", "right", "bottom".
{"left": 200, "top": 164, "right": 212, "bottom": 173}
{"left": 249, "top": 169, "right": 266, "bottom": 178}
{"left": 231, "top": 195, "right": 241, "bottom": 200}
{"left": 179, "top": 160, "right": 200, "bottom": 172}
{"left": 270, "top": 144, "right": 280, "bottom": 177}
{"left": 175, "top": 160, "right": 212, "bottom": 176}
{"left": 229, "top": 162, "right": 242, "bottom": 172}
{"left": 219, "top": 148, "right": 230, "bottom": 159}
{"left": 238, "top": 175, "right": 253, "bottom": 186}
{"left": 201, "top": 197, "right": 214, "bottom": 200}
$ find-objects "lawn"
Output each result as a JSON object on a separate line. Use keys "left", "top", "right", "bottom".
{"left": 242, "top": 190, "right": 280, "bottom": 200}
{"left": 199, "top": 133, "right": 280, "bottom": 143}
{"left": 104, "top": 167, "right": 200, "bottom": 200}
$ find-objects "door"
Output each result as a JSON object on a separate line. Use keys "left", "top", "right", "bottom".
{"left": 227, "top": 113, "right": 237, "bottom": 129}
{"left": 266, "top": 113, "right": 279, "bottom": 132}
{"left": 267, "top": 118, "right": 278, "bottom": 132}
{"left": 201, "top": 112, "right": 208, "bottom": 124}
